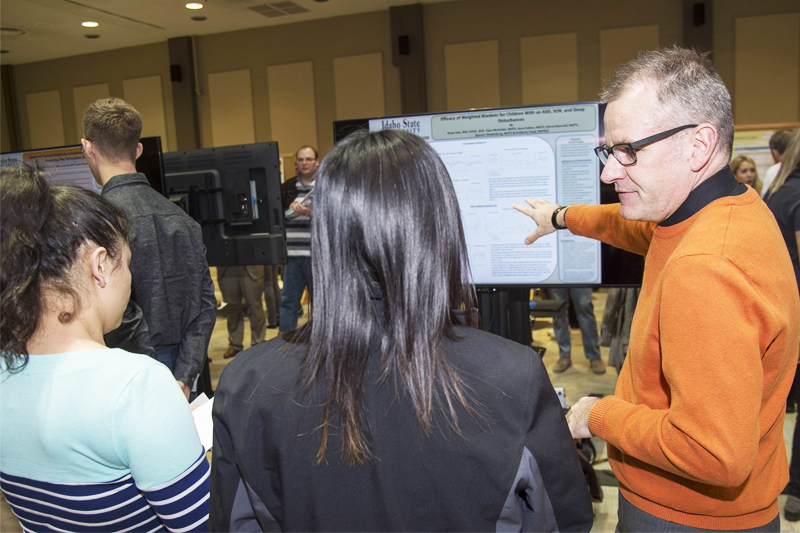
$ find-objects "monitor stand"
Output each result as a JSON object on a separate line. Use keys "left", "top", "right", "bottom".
{"left": 476, "top": 288, "right": 532, "bottom": 347}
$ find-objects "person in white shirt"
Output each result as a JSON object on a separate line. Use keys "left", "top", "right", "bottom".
{"left": 762, "top": 129, "right": 792, "bottom": 199}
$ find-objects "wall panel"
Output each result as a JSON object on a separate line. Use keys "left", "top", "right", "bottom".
{"left": 599, "top": 25, "right": 660, "bottom": 84}
{"left": 72, "top": 83, "right": 109, "bottom": 139}
{"left": 520, "top": 33, "right": 579, "bottom": 105}
{"left": 334, "top": 52, "right": 385, "bottom": 120}
{"left": 208, "top": 69, "right": 256, "bottom": 147}
{"left": 444, "top": 40, "right": 501, "bottom": 111}
{"left": 26, "top": 90, "right": 65, "bottom": 148}
{"left": 123, "top": 75, "right": 169, "bottom": 151}
{"left": 734, "top": 13, "right": 799, "bottom": 124}
{"left": 267, "top": 61, "right": 318, "bottom": 156}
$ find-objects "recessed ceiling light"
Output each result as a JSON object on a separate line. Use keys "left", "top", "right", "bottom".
{"left": 81, "top": 21, "right": 99, "bottom": 28}
{"left": 191, "top": 16, "right": 207, "bottom": 21}
{"left": 0, "top": 27, "right": 26, "bottom": 37}
{"left": 185, "top": 2, "right": 204, "bottom": 9}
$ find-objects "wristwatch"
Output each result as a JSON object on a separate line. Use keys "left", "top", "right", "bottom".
{"left": 551, "top": 205, "right": 569, "bottom": 230}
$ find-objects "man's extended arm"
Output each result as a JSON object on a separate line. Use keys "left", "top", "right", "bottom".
{"left": 172, "top": 240, "right": 217, "bottom": 390}
{"left": 514, "top": 200, "right": 654, "bottom": 255}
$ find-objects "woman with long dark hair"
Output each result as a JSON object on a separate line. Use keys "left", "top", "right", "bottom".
{"left": 765, "top": 126, "right": 800, "bottom": 522}
{"left": 210, "top": 130, "right": 591, "bottom": 531}
{"left": 0, "top": 166, "right": 210, "bottom": 532}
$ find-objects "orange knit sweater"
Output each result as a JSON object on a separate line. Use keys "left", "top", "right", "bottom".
{"left": 567, "top": 187, "right": 800, "bottom": 530}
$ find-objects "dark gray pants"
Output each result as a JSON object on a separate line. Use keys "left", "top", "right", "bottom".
{"left": 617, "top": 492, "right": 779, "bottom": 532}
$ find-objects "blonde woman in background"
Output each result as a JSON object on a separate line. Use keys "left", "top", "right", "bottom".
{"left": 731, "top": 155, "right": 762, "bottom": 195}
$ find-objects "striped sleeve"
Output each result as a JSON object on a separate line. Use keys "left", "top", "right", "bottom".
{"left": 142, "top": 452, "right": 210, "bottom": 533}
{"left": 0, "top": 471, "right": 164, "bottom": 532}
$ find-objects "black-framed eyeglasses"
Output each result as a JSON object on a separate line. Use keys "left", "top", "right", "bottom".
{"left": 594, "top": 124, "right": 697, "bottom": 166}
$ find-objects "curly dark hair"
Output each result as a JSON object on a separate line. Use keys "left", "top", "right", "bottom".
{"left": 0, "top": 165, "right": 129, "bottom": 371}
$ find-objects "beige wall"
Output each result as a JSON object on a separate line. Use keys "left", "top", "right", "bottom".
{"left": 10, "top": 42, "right": 175, "bottom": 150}
{"left": 713, "top": 0, "right": 800, "bottom": 114}
{"left": 520, "top": 33, "right": 579, "bottom": 105}
{"left": 207, "top": 69, "right": 257, "bottom": 147}
{"left": 1, "top": 73, "right": 10, "bottom": 152}
{"left": 734, "top": 12, "right": 800, "bottom": 124}
{"left": 72, "top": 83, "right": 110, "bottom": 140}
{"left": 268, "top": 61, "right": 319, "bottom": 156}
{"left": 4, "top": 0, "right": 799, "bottom": 154}
{"left": 26, "top": 90, "right": 65, "bottom": 148}
{"left": 444, "top": 40, "right": 501, "bottom": 110}
{"left": 423, "top": 0, "right": 683, "bottom": 110}
{"left": 194, "top": 11, "right": 401, "bottom": 156}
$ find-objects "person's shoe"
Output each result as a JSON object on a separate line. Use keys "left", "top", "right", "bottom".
{"left": 267, "top": 322, "right": 279, "bottom": 329}
{"left": 590, "top": 359, "right": 606, "bottom": 375}
{"left": 223, "top": 347, "right": 240, "bottom": 359}
{"left": 552, "top": 358, "right": 572, "bottom": 373}
{"left": 785, "top": 495, "right": 800, "bottom": 521}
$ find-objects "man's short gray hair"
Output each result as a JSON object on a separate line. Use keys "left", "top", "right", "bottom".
{"left": 600, "top": 46, "right": 734, "bottom": 161}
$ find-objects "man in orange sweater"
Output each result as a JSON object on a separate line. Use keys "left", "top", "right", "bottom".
{"left": 515, "top": 47, "right": 800, "bottom": 531}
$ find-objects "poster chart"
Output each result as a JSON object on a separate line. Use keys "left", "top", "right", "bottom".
{"left": 0, "top": 146, "right": 101, "bottom": 193}
{"left": 731, "top": 129, "right": 778, "bottom": 185}
{"left": 369, "top": 103, "right": 601, "bottom": 286}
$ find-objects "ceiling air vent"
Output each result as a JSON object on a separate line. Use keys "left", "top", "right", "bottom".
{"left": 272, "top": 1, "right": 309, "bottom": 14}
{"left": 248, "top": 1, "right": 309, "bottom": 18}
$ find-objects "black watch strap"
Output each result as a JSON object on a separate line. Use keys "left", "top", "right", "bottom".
{"left": 551, "top": 205, "right": 569, "bottom": 230}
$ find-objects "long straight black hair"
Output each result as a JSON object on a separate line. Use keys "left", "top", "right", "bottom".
{"left": 293, "top": 129, "right": 478, "bottom": 465}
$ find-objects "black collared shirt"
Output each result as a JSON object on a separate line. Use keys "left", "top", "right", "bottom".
{"left": 661, "top": 166, "right": 745, "bottom": 227}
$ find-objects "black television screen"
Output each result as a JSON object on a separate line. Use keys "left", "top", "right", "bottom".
{"left": 163, "top": 142, "right": 286, "bottom": 267}
{"left": 333, "top": 102, "right": 644, "bottom": 287}
{"left": 136, "top": 136, "right": 166, "bottom": 195}
{"left": 0, "top": 144, "right": 101, "bottom": 193}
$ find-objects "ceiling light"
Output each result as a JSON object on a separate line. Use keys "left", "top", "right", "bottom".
{"left": 81, "top": 21, "right": 99, "bottom": 28}
{"left": 0, "top": 27, "right": 26, "bottom": 37}
{"left": 185, "top": 2, "right": 204, "bottom": 9}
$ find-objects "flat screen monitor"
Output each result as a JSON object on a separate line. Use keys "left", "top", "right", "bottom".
{"left": 163, "top": 142, "right": 286, "bottom": 267}
{"left": 333, "top": 102, "right": 644, "bottom": 288}
{"left": 136, "top": 136, "right": 166, "bottom": 195}
{"left": 0, "top": 144, "right": 101, "bottom": 193}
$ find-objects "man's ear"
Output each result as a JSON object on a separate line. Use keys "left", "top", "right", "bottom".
{"left": 81, "top": 138, "right": 94, "bottom": 160}
{"left": 689, "top": 124, "right": 718, "bottom": 172}
{"left": 135, "top": 142, "right": 143, "bottom": 161}
{"left": 89, "top": 246, "right": 109, "bottom": 288}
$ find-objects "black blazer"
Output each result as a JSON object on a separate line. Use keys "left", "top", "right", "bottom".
{"left": 210, "top": 324, "right": 592, "bottom": 532}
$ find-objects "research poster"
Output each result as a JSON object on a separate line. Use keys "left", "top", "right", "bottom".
{"left": 0, "top": 146, "right": 101, "bottom": 193}
{"left": 369, "top": 103, "right": 602, "bottom": 286}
